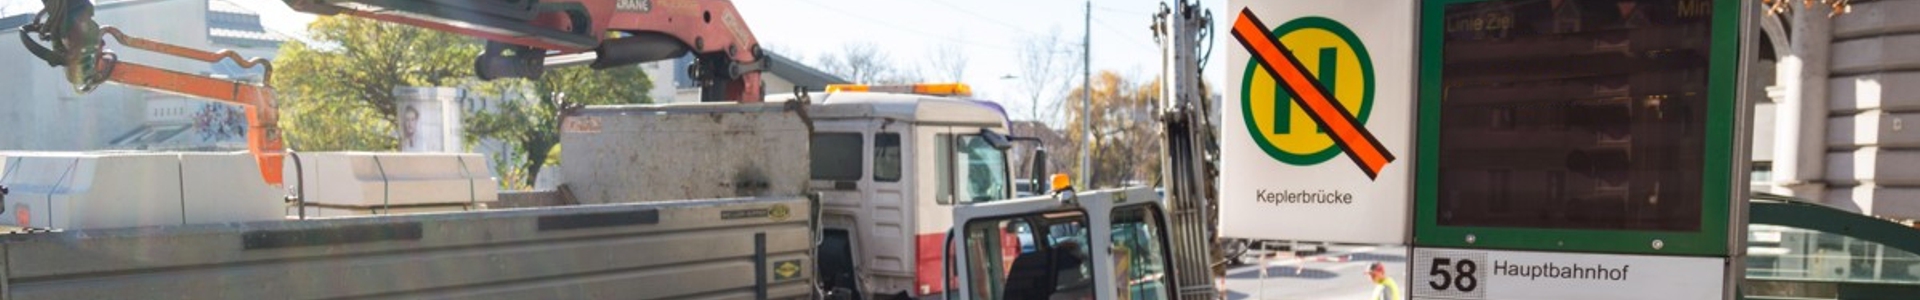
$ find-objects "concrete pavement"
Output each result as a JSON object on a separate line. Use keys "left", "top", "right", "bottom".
{"left": 1222, "top": 245, "right": 1410, "bottom": 300}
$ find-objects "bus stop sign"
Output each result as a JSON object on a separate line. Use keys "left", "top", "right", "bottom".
{"left": 1222, "top": 0, "right": 1416, "bottom": 245}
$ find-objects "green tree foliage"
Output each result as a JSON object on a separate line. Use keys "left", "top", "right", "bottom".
{"left": 273, "top": 16, "right": 481, "bottom": 151}
{"left": 276, "top": 16, "right": 652, "bottom": 189}
{"left": 467, "top": 65, "right": 653, "bottom": 189}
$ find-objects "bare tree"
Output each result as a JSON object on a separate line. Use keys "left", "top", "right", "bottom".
{"left": 1062, "top": 71, "right": 1162, "bottom": 187}
{"left": 815, "top": 42, "right": 921, "bottom": 84}
{"left": 924, "top": 42, "right": 969, "bottom": 82}
{"left": 1014, "top": 29, "right": 1084, "bottom": 126}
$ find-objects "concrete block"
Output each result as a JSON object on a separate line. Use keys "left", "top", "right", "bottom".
{"left": 285, "top": 152, "right": 497, "bottom": 209}
{"left": 179, "top": 153, "right": 287, "bottom": 224}
{"left": 561, "top": 103, "right": 809, "bottom": 204}
{"left": 1827, "top": 111, "right": 1920, "bottom": 149}
{"left": 0, "top": 152, "right": 286, "bottom": 230}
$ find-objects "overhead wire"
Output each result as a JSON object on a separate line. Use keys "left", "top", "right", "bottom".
{"left": 918, "top": 0, "right": 1086, "bottom": 54}
{"left": 917, "top": 0, "right": 1159, "bottom": 52}
{"left": 791, "top": 0, "right": 1079, "bottom": 54}
{"left": 920, "top": 0, "right": 1041, "bottom": 36}
{"left": 783, "top": 0, "right": 1170, "bottom": 80}
{"left": 790, "top": 0, "right": 1011, "bottom": 50}
{"left": 1094, "top": 4, "right": 1153, "bottom": 15}
{"left": 1092, "top": 15, "right": 1155, "bottom": 49}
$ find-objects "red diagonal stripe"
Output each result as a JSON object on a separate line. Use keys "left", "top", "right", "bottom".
{"left": 1232, "top": 9, "right": 1395, "bottom": 178}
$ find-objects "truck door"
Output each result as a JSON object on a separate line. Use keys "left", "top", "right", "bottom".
{"left": 947, "top": 188, "right": 1167, "bottom": 300}
{"left": 810, "top": 126, "right": 871, "bottom": 296}
{"left": 869, "top": 121, "right": 924, "bottom": 297}
{"left": 957, "top": 209, "right": 1095, "bottom": 300}
{"left": 1108, "top": 204, "right": 1175, "bottom": 300}
{"left": 915, "top": 125, "right": 963, "bottom": 296}
{"left": 813, "top": 119, "right": 926, "bottom": 297}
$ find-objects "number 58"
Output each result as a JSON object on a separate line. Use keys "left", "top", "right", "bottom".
{"left": 1428, "top": 258, "right": 1479, "bottom": 292}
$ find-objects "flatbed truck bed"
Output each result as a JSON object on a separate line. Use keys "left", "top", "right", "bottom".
{"left": 0, "top": 196, "right": 814, "bottom": 300}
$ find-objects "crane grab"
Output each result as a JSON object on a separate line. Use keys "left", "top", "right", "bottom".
{"left": 17, "top": 0, "right": 286, "bottom": 186}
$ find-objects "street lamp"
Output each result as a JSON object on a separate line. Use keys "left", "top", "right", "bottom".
{"left": 1079, "top": 0, "right": 1091, "bottom": 189}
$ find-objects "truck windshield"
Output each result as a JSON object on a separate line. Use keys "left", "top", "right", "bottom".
{"left": 956, "top": 135, "right": 1011, "bottom": 202}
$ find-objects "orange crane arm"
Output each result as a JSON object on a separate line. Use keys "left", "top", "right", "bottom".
{"left": 96, "top": 27, "right": 286, "bottom": 187}
{"left": 18, "top": 5, "right": 285, "bottom": 187}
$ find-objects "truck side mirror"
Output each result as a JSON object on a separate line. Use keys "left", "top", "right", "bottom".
{"left": 1030, "top": 149, "right": 1048, "bottom": 193}
{"left": 978, "top": 128, "right": 1012, "bottom": 150}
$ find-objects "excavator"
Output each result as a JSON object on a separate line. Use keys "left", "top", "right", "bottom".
{"left": 14, "top": 0, "right": 770, "bottom": 187}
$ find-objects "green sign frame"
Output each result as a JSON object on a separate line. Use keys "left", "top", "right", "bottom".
{"left": 1414, "top": 0, "right": 1743, "bottom": 257}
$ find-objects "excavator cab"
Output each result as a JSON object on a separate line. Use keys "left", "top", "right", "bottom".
{"left": 946, "top": 187, "right": 1177, "bottom": 300}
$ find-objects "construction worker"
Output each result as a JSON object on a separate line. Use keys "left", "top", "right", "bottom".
{"left": 1368, "top": 262, "right": 1402, "bottom": 300}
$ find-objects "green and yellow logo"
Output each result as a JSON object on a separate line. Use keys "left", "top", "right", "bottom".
{"left": 1241, "top": 16, "right": 1375, "bottom": 166}
{"left": 773, "top": 260, "right": 803, "bottom": 280}
{"left": 768, "top": 204, "right": 790, "bottom": 221}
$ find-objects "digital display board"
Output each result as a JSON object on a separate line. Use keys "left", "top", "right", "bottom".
{"left": 1413, "top": 0, "right": 1743, "bottom": 255}
{"left": 1434, "top": 0, "right": 1715, "bottom": 232}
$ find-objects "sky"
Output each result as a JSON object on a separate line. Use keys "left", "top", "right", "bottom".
{"left": 3, "top": 0, "right": 1230, "bottom": 117}
{"left": 720, "top": 0, "right": 1232, "bottom": 113}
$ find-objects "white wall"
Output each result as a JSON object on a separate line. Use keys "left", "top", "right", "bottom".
{"left": 638, "top": 60, "right": 677, "bottom": 103}
{"left": 0, "top": 0, "right": 221, "bottom": 151}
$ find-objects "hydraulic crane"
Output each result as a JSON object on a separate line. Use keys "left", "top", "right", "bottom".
{"left": 16, "top": 0, "right": 285, "bottom": 186}
{"left": 14, "top": 0, "right": 772, "bottom": 187}
{"left": 1154, "top": 0, "right": 1222, "bottom": 298}
{"left": 283, "top": 0, "right": 768, "bottom": 103}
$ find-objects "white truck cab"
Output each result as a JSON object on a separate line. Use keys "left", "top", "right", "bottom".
{"left": 795, "top": 84, "right": 1036, "bottom": 299}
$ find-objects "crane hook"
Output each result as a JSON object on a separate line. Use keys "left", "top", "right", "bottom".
{"left": 18, "top": 0, "right": 113, "bottom": 93}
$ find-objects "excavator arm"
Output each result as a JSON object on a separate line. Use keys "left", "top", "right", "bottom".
{"left": 14, "top": 0, "right": 765, "bottom": 186}
{"left": 17, "top": 2, "right": 285, "bottom": 186}
{"left": 285, "top": 0, "right": 766, "bottom": 103}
